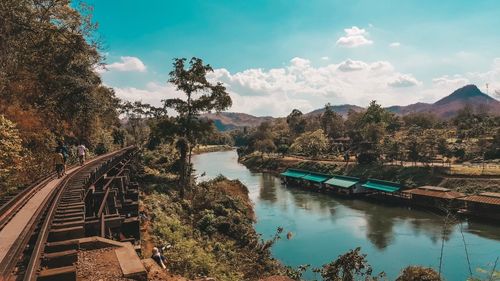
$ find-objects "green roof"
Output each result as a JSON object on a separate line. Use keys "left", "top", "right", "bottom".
{"left": 302, "top": 173, "right": 330, "bottom": 183}
{"left": 362, "top": 181, "right": 401, "bottom": 193}
{"left": 324, "top": 176, "right": 359, "bottom": 188}
{"left": 280, "top": 170, "right": 308, "bottom": 179}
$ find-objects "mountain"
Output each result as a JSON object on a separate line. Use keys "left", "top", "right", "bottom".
{"left": 385, "top": 102, "right": 431, "bottom": 116}
{"left": 204, "top": 84, "right": 500, "bottom": 131}
{"left": 202, "top": 112, "right": 274, "bottom": 131}
{"left": 306, "top": 104, "right": 365, "bottom": 117}
{"left": 388, "top": 85, "right": 500, "bottom": 118}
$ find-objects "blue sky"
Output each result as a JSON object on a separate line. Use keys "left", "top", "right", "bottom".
{"left": 88, "top": 0, "right": 500, "bottom": 116}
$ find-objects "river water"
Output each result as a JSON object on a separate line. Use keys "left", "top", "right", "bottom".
{"left": 192, "top": 150, "right": 500, "bottom": 280}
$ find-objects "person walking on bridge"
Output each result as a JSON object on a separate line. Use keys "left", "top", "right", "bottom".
{"left": 56, "top": 140, "right": 69, "bottom": 175}
{"left": 77, "top": 142, "right": 87, "bottom": 166}
{"left": 53, "top": 149, "right": 65, "bottom": 178}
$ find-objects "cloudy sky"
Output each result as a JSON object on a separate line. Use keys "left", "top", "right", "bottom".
{"left": 89, "top": 0, "right": 500, "bottom": 117}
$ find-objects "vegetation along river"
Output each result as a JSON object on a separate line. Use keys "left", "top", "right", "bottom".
{"left": 193, "top": 150, "right": 500, "bottom": 280}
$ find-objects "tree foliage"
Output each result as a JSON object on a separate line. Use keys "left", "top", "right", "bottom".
{"left": 290, "top": 129, "right": 329, "bottom": 158}
{"left": 321, "top": 103, "right": 345, "bottom": 139}
{"left": 158, "top": 57, "right": 232, "bottom": 190}
{"left": 0, "top": 0, "right": 120, "bottom": 188}
{"left": 0, "top": 115, "right": 26, "bottom": 193}
{"left": 287, "top": 109, "right": 307, "bottom": 136}
{"left": 395, "top": 266, "right": 441, "bottom": 281}
{"left": 321, "top": 247, "right": 384, "bottom": 281}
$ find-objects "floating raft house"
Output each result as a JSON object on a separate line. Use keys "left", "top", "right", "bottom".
{"left": 280, "top": 169, "right": 330, "bottom": 188}
{"left": 403, "top": 186, "right": 465, "bottom": 209}
{"left": 361, "top": 179, "right": 402, "bottom": 193}
{"left": 324, "top": 175, "right": 362, "bottom": 195}
{"left": 458, "top": 192, "right": 500, "bottom": 220}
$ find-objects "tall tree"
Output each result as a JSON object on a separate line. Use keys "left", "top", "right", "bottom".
{"left": 290, "top": 129, "right": 329, "bottom": 159}
{"left": 164, "top": 57, "right": 232, "bottom": 188}
{"left": 347, "top": 101, "right": 395, "bottom": 164}
{"left": 321, "top": 103, "right": 345, "bottom": 139}
{"left": 286, "top": 109, "right": 307, "bottom": 136}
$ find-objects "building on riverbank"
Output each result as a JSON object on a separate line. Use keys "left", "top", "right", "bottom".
{"left": 280, "top": 169, "right": 335, "bottom": 190}
{"left": 458, "top": 192, "right": 500, "bottom": 221}
{"left": 362, "top": 179, "right": 404, "bottom": 200}
{"left": 280, "top": 169, "right": 308, "bottom": 186}
{"left": 323, "top": 175, "right": 363, "bottom": 196}
{"left": 402, "top": 186, "right": 465, "bottom": 211}
{"left": 301, "top": 172, "right": 331, "bottom": 189}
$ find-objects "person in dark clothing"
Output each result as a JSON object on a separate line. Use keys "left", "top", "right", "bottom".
{"left": 56, "top": 141, "right": 69, "bottom": 174}
{"left": 53, "top": 149, "right": 65, "bottom": 178}
{"left": 151, "top": 247, "right": 167, "bottom": 269}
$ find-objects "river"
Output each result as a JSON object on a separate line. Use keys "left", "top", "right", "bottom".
{"left": 192, "top": 150, "right": 500, "bottom": 280}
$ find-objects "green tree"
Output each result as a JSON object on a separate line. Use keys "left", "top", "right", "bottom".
{"left": 321, "top": 103, "right": 345, "bottom": 139}
{"left": 403, "top": 112, "right": 438, "bottom": 129}
{"left": 249, "top": 121, "right": 276, "bottom": 155}
{"left": 405, "top": 126, "right": 424, "bottom": 165}
{"left": 254, "top": 139, "right": 277, "bottom": 158}
{"left": 1, "top": 0, "right": 120, "bottom": 174}
{"left": 396, "top": 266, "right": 441, "bottom": 281}
{"left": 0, "top": 115, "right": 26, "bottom": 193}
{"left": 383, "top": 136, "right": 402, "bottom": 164}
{"left": 290, "top": 129, "right": 329, "bottom": 158}
{"left": 286, "top": 109, "right": 307, "bottom": 136}
{"left": 164, "top": 57, "right": 232, "bottom": 188}
{"left": 277, "top": 144, "right": 289, "bottom": 157}
{"left": 321, "top": 247, "right": 384, "bottom": 281}
{"left": 346, "top": 101, "right": 395, "bottom": 164}
{"left": 112, "top": 128, "right": 126, "bottom": 148}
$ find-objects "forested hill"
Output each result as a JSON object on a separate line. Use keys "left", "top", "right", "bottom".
{"left": 204, "top": 84, "right": 500, "bottom": 130}
{"left": 201, "top": 112, "right": 274, "bottom": 131}
{"left": 0, "top": 1, "right": 122, "bottom": 192}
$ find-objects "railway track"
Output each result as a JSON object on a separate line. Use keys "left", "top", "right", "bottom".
{"left": 0, "top": 147, "right": 139, "bottom": 281}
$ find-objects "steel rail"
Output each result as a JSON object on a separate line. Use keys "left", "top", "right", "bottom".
{"left": 22, "top": 147, "right": 134, "bottom": 281}
{"left": 0, "top": 147, "right": 134, "bottom": 281}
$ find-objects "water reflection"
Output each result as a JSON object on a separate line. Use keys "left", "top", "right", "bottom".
{"left": 259, "top": 173, "right": 278, "bottom": 202}
{"left": 192, "top": 151, "right": 500, "bottom": 280}
{"left": 265, "top": 184, "right": 460, "bottom": 249}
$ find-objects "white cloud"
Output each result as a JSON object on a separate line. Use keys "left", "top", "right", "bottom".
{"left": 432, "top": 75, "right": 469, "bottom": 87}
{"left": 206, "top": 57, "right": 422, "bottom": 116}
{"left": 337, "top": 59, "right": 368, "bottom": 72}
{"left": 388, "top": 74, "right": 421, "bottom": 88}
{"left": 109, "top": 58, "right": 500, "bottom": 117}
{"left": 389, "top": 42, "right": 401, "bottom": 48}
{"left": 113, "top": 82, "right": 181, "bottom": 107}
{"left": 321, "top": 56, "right": 330, "bottom": 61}
{"left": 104, "top": 56, "right": 147, "bottom": 72}
{"left": 336, "top": 26, "right": 373, "bottom": 48}
{"left": 465, "top": 57, "right": 500, "bottom": 96}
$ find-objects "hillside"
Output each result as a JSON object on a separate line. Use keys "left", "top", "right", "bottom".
{"left": 306, "top": 104, "right": 365, "bottom": 117}
{"left": 204, "top": 84, "right": 500, "bottom": 131}
{"left": 202, "top": 112, "right": 274, "bottom": 131}
{"left": 387, "top": 85, "right": 500, "bottom": 118}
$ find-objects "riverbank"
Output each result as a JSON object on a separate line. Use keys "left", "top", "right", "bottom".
{"left": 192, "top": 145, "right": 233, "bottom": 155}
{"left": 135, "top": 150, "right": 287, "bottom": 280}
{"left": 239, "top": 153, "right": 500, "bottom": 193}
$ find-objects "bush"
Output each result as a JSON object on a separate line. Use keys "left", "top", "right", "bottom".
{"left": 94, "top": 142, "right": 108, "bottom": 155}
{"left": 396, "top": 266, "right": 441, "bottom": 281}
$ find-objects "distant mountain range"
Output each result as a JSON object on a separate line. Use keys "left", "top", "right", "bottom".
{"left": 203, "top": 85, "right": 500, "bottom": 131}
{"left": 386, "top": 84, "right": 500, "bottom": 118}
{"left": 203, "top": 112, "right": 275, "bottom": 131}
